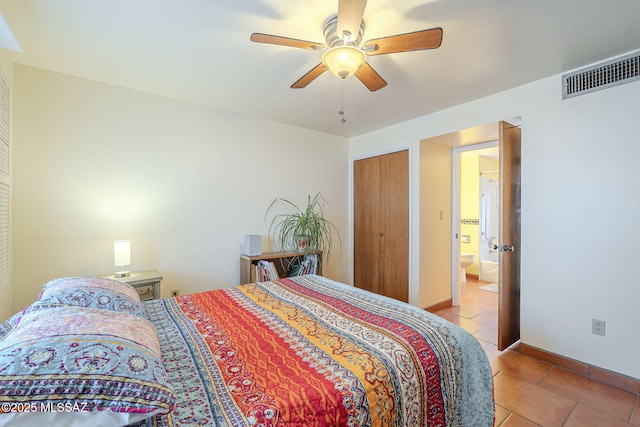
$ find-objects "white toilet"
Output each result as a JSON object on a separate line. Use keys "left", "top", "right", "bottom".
{"left": 460, "top": 252, "right": 476, "bottom": 282}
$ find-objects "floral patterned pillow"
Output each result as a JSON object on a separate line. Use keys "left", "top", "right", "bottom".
{"left": 26, "top": 276, "right": 145, "bottom": 319}
{"left": 0, "top": 305, "right": 176, "bottom": 427}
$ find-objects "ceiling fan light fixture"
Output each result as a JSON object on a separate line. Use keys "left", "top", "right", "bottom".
{"left": 322, "top": 45, "right": 366, "bottom": 79}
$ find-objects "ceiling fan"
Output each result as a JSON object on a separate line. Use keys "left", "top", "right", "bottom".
{"left": 250, "top": 0, "right": 443, "bottom": 92}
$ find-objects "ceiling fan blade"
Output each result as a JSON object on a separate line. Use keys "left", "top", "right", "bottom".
{"left": 337, "top": 0, "right": 367, "bottom": 42}
{"left": 291, "top": 64, "right": 329, "bottom": 89}
{"left": 250, "top": 33, "right": 324, "bottom": 50}
{"left": 355, "top": 62, "right": 387, "bottom": 91}
{"left": 363, "top": 27, "right": 443, "bottom": 56}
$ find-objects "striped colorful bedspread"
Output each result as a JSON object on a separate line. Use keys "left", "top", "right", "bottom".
{"left": 143, "top": 275, "right": 493, "bottom": 427}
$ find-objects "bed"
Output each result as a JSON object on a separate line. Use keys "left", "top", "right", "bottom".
{"left": 0, "top": 274, "right": 494, "bottom": 426}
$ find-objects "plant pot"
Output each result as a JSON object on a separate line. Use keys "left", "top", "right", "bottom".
{"left": 294, "top": 235, "right": 310, "bottom": 251}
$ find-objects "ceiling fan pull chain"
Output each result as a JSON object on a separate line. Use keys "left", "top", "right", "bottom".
{"left": 339, "top": 80, "right": 346, "bottom": 123}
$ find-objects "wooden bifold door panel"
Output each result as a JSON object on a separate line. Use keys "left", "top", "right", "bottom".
{"left": 353, "top": 150, "right": 409, "bottom": 302}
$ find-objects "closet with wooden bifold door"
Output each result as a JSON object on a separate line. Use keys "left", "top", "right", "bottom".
{"left": 353, "top": 149, "right": 409, "bottom": 302}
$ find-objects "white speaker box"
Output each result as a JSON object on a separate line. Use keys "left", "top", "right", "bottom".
{"left": 244, "top": 235, "right": 262, "bottom": 256}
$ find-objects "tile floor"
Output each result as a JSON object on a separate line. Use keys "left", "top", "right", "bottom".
{"left": 433, "top": 278, "right": 640, "bottom": 426}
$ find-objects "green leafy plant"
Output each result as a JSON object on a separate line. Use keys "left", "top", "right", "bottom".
{"left": 265, "top": 193, "right": 340, "bottom": 262}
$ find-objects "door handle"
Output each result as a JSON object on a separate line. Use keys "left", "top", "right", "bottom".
{"left": 493, "top": 244, "right": 515, "bottom": 252}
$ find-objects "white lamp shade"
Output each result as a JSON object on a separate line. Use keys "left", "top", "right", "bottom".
{"left": 114, "top": 240, "right": 131, "bottom": 267}
{"left": 322, "top": 45, "right": 366, "bottom": 79}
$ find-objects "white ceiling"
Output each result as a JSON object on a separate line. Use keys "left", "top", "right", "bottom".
{"left": 1, "top": 0, "right": 640, "bottom": 138}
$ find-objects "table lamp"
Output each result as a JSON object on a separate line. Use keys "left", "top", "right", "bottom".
{"left": 114, "top": 240, "right": 131, "bottom": 278}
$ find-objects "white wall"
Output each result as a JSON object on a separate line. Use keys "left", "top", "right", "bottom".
{"left": 350, "top": 60, "right": 640, "bottom": 379}
{"left": 11, "top": 65, "right": 349, "bottom": 314}
{"left": 419, "top": 141, "right": 451, "bottom": 308}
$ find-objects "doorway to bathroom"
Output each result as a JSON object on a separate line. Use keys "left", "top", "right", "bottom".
{"left": 455, "top": 141, "right": 501, "bottom": 354}
{"left": 421, "top": 120, "right": 520, "bottom": 353}
{"left": 459, "top": 143, "right": 500, "bottom": 287}
{"left": 452, "top": 121, "right": 521, "bottom": 351}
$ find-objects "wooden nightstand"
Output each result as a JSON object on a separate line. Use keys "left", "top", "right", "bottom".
{"left": 100, "top": 269, "right": 163, "bottom": 301}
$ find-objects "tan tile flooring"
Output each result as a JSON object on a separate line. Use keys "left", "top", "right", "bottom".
{"left": 433, "top": 279, "right": 640, "bottom": 426}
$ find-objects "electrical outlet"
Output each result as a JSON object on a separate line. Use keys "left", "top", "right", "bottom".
{"left": 171, "top": 289, "right": 179, "bottom": 297}
{"left": 592, "top": 318, "right": 606, "bottom": 336}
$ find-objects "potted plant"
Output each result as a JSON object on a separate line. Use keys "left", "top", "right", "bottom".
{"left": 265, "top": 192, "right": 340, "bottom": 263}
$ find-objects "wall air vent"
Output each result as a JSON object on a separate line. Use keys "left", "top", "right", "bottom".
{"left": 562, "top": 51, "right": 640, "bottom": 99}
